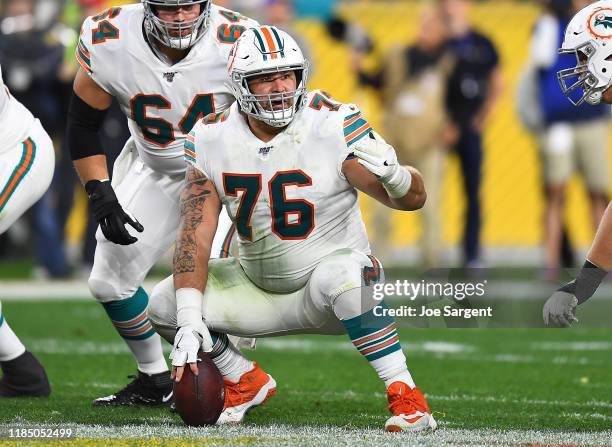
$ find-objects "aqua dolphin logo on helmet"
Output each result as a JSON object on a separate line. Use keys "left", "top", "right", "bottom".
{"left": 227, "top": 26, "right": 309, "bottom": 127}
{"left": 594, "top": 15, "right": 612, "bottom": 30}
{"left": 142, "top": 0, "right": 211, "bottom": 50}
{"left": 558, "top": 2, "right": 612, "bottom": 105}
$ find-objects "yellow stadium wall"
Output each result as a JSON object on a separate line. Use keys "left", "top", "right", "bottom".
{"left": 295, "top": 0, "right": 612, "bottom": 250}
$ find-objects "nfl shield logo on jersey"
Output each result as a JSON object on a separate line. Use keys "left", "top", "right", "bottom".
{"left": 162, "top": 71, "right": 177, "bottom": 82}
{"left": 258, "top": 146, "right": 273, "bottom": 156}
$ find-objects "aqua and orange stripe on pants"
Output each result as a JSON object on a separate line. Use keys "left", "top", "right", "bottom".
{"left": 0, "top": 137, "right": 36, "bottom": 214}
{"left": 219, "top": 224, "right": 237, "bottom": 258}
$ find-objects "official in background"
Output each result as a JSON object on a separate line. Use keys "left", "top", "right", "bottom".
{"left": 356, "top": 7, "right": 454, "bottom": 267}
{"left": 440, "top": 0, "right": 503, "bottom": 268}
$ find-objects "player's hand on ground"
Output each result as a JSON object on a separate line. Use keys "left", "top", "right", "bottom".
{"left": 543, "top": 290, "right": 579, "bottom": 327}
{"left": 170, "top": 323, "right": 213, "bottom": 382}
{"left": 352, "top": 131, "right": 400, "bottom": 182}
{"left": 85, "top": 180, "right": 144, "bottom": 245}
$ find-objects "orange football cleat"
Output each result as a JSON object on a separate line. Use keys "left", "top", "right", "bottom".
{"left": 216, "top": 362, "right": 276, "bottom": 424}
{"left": 385, "top": 382, "right": 437, "bottom": 432}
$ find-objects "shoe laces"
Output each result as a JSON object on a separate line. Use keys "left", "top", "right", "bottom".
{"left": 114, "top": 375, "right": 143, "bottom": 397}
{"left": 388, "top": 385, "right": 428, "bottom": 416}
{"left": 223, "top": 378, "right": 244, "bottom": 407}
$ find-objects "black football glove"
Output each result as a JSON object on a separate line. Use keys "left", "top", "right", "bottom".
{"left": 85, "top": 179, "right": 143, "bottom": 245}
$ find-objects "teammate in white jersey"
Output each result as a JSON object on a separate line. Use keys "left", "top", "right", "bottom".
{"left": 149, "top": 26, "right": 437, "bottom": 431}
{"left": 0, "top": 66, "right": 52, "bottom": 397}
{"left": 66, "top": 0, "right": 258, "bottom": 406}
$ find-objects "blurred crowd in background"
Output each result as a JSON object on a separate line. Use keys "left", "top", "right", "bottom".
{"left": 0, "top": 0, "right": 609, "bottom": 280}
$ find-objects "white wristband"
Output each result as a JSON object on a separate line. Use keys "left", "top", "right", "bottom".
{"left": 176, "top": 287, "right": 204, "bottom": 329}
{"left": 383, "top": 166, "right": 412, "bottom": 199}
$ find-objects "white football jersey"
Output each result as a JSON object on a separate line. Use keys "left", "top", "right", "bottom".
{"left": 187, "top": 90, "right": 373, "bottom": 293}
{"left": 0, "top": 65, "right": 36, "bottom": 155}
{"left": 77, "top": 4, "right": 258, "bottom": 175}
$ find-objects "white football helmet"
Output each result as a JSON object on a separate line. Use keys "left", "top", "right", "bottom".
{"left": 227, "top": 26, "right": 309, "bottom": 127}
{"left": 558, "top": 0, "right": 612, "bottom": 105}
{"left": 142, "top": 0, "right": 211, "bottom": 50}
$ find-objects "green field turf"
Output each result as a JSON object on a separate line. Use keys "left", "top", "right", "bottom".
{"left": 0, "top": 299, "right": 611, "bottom": 446}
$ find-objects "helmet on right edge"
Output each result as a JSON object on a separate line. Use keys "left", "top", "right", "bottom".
{"left": 558, "top": 0, "right": 612, "bottom": 105}
{"left": 227, "top": 26, "right": 310, "bottom": 127}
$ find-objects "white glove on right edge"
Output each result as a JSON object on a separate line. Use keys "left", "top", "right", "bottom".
{"left": 352, "top": 131, "right": 412, "bottom": 198}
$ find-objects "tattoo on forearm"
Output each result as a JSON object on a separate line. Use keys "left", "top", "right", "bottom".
{"left": 174, "top": 166, "right": 211, "bottom": 275}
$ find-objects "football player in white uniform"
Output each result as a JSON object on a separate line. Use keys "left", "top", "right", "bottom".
{"left": 149, "top": 26, "right": 437, "bottom": 431}
{"left": 66, "top": 0, "right": 258, "bottom": 406}
{"left": 543, "top": 0, "right": 611, "bottom": 326}
{"left": 0, "top": 66, "right": 52, "bottom": 397}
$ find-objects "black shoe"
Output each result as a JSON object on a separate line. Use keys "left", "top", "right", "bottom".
{"left": 0, "top": 351, "right": 51, "bottom": 397}
{"left": 93, "top": 370, "right": 173, "bottom": 406}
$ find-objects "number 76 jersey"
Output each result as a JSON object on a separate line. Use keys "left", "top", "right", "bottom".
{"left": 186, "top": 91, "right": 372, "bottom": 293}
{"left": 77, "top": 3, "right": 258, "bottom": 176}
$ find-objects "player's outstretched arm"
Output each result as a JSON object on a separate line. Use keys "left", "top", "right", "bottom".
{"left": 68, "top": 68, "right": 144, "bottom": 245}
{"left": 543, "top": 202, "right": 611, "bottom": 327}
{"left": 171, "top": 165, "right": 221, "bottom": 382}
{"left": 342, "top": 132, "right": 426, "bottom": 211}
{"left": 587, "top": 202, "right": 612, "bottom": 271}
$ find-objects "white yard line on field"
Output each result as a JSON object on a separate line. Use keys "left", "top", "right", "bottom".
{"left": 25, "top": 338, "right": 477, "bottom": 357}
{"left": 429, "top": 394, "right": 612, "bottom": 409}
{"left": 531, "top": 341, "right": 612, "bottom": 351}
{"left": 0, "top": 280, "right": 162, "bottom": 300}
{"left": 0, "top": 423, "right": 610, "bottom": 446}
{"left": 283, "top": 388, "right": 612, "bottom": 410}
{"left": 260, "top": 338, "right": 476, "bottom": 354}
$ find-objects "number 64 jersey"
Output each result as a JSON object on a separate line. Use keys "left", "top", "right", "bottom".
{"left": 77, "top": 3, "right": 258, "bottom": 176}
{"left": 186, "top": 90, "right": 372, "bottom": 293}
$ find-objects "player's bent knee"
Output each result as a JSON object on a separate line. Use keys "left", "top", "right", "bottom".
{"left": 310, "top": 249, "right": 381, "bottom": 308}
{"left": 88, "top": 276, "right": 122, "bottom": 303}
{"left": 148, "top": 276, "right": 178, "bottom": 343}
{"left": 88, "top": 261, "right": 141, "bottom": 303}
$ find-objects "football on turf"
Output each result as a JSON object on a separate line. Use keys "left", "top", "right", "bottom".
{"left": 173, "top": 351, "right": 225, "bottom": 426}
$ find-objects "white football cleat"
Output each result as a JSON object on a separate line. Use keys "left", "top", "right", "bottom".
{"left": 384, "top": 382, "right": 437, "bottom": 432}
{"left": 216, "top": 362, "right": 276, "bottom": 425}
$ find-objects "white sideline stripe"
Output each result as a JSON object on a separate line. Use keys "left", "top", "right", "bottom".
{"left": 1, "top": 279, "right": 611, "bottom": 300}
{"left": 288, "top": 389, "right": 612, "bottom": 412}
{"left": 227, "top": 339, "right": 476, "bottom": 354}
{"left": 23, "top": 338, "right": 604, "bottom": 368}
{"left": 531, "top": 341, "right": 612, "bottom": 351}
{"left": 0, "top": 423, "right": 610, "bottom": 446}
{"left": 23, "top": 337, "right": 611, "bottom": 358}
{"left": 25, "top": 338, "right": 476, "bottom": 356}
{"left": 562, "top": 412, "right": 612, "bottom": 421}
{"left": 0, "top": 280, "right": 162, "bottom": 300}
{"left": 286, "top": 390, "right": 612, "bottom": 410}
{"left": 429, "top": 394, "right": 612, "bottom": 409}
